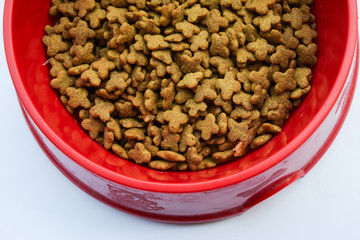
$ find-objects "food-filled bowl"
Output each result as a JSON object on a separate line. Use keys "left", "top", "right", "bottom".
{"left": 3, "top": 0, "right": 358, "bottom": 223}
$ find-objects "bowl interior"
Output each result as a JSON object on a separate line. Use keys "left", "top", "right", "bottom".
{"left": 5, "top": 0, "right": 354, "bottom": 188}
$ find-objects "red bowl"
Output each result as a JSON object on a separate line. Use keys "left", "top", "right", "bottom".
{"left": 3, "top": 0, "right": 359, "bottom": 223}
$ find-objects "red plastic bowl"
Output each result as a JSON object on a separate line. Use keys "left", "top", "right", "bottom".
{"left": 3, "top": 0, "right": 359, "bottom": 223}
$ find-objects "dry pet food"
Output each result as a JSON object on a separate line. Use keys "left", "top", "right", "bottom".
{"left": 43, "top": 0, "right": 317, "bottom": 171}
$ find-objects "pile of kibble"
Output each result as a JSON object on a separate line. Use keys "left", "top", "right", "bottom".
{"left": 42, "top": 0, "right": 317, "bottom": 171}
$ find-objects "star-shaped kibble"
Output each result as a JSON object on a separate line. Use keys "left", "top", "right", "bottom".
{"left": 273, "top": 69, "right": 297, "bottom": 94}
{"left": 81, "top": 69, "right": 101, "bottom": 87}
{"left": 50, "top": 70, "right": 75, "bottom": 94}
{"left": 210, "top": 32, "right": 230, "bottom": 58}
{"left": 184, "top": 99, "right": 208, "bottom": 117}
{"left": 227, "top": 118, "right": 248, "bottom": 142}
{"left": 235, "top": 47, "right": 256, "bottom": 67}
{"left": 233, "top": 91, "right": 253, "bottom": 111}
{"left": 215, "top": 72, "right": 241, "bottom": 100}
{"left": 248, "top": 66, "right": 271, "bottom": 90}
{"left": 65, "top": 87, "right": 91, "bottom": 109}
{"left": 295, "top": 24, "right": 318, "bottom": 45}
{"left": 196, "top": 113, "right": 220, "bottom": 141}
{"left": 177, "top": 72, "right": 204, "bottom": 89}
{"left": 281, "top": 27, "right": 300, "bottom": 50}
{"left": 91, "top": 57, "right": 116, "bottom": 79}
{"left": 70, "top": 42, "right": 95, "bottom": 65}
{"left": 194, "top": 78, "right": 217, "bottom": 102}
{"left": 245, "top": 0, "right": 275, "bottom": 15}
{"left": 105, "top": 71, "right": 130, "bottom": 94}
{"left": 202, "top": 9, "right": 229, "bottom": 33}
{"left": 163, "top": 105, "right": 189, "bottom": 133}
{"left": 253, "top": 10, "right": 281, "bottom": 32}
{"left": 74, "top": 0, "right": 95, "bottom": 18}
{"left": 270, "top": 45, "right": 296, "bottom": 68}
{"left": 42, "top": 34, "right": 69, "bottom": 57}
{"left": 282, "top": 7, "right": 309, "bottom": 30}
{"left": 128, "top": 143, "right": 152, "bottom": 164}
{"left": 68, "top": 20, "right": 95, "bottom": 46}
{"left": 296, "top": 43, "right": 317, "bottom": 66}
{"left": 161, "top": 127, "right": 181, "bottom": 152}
{"left": 189, "top": 31, "right": 209, "bottom": 52}
{"left": 81, "top": 117, "right": 105, "bottom": 139}
{"left": 85, "top": 3, "right": 106, "bottom": 28}
{"left": 185, "top": 4, "right": 209, "bottom": 23}
{"left": 247, "top": 38, "right": 275, "bottom": 61}
{"left": 89, "top": 98, "right": 115, "bottom": 122}
{"left": 175, "top": 20, "right": 201, "bottom": 38}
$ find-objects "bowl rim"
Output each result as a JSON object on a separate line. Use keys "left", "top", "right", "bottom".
{"left": 3, "top": 0, "right": 359, "bottom": 193}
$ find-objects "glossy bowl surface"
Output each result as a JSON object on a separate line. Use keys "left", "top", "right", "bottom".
{"left": 4, "top": 0, "right": 359, "bottom": 222}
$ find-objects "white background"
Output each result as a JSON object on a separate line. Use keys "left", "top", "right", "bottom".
{"left": 1, "top": 1, "right": 360, "bottom": 239}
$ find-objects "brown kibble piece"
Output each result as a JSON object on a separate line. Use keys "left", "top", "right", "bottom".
{"left": 281, "top": 27, "right": 300, "bottom": 50}
{"left": 81, "top": 117, "right": 105, "bottom": 139}
{"left": 128, "top": 143, "right": 151, "bottom": 164}
{"left": 163, "top": 105, "right": 189, "bottom": 133}
{"left": 144, "top": 34, "right": 169, "bottom": 50}
{"left": 184, "top": 99, "right": 207, "bottom": 117}
{"left": 227, "top": 118, "right": 248, "bottom": 142}
{"left": 294, "top": 67, "right": 312, "bottom": 88}
{"left": 186, "top": 147, "right": 203, "bottom": 170}
{"left": 212, "top": 150, "right": 234, "bottom": 164}
{"left": 282, "top": 7, "right": 308, "bottom": 30}
{"left": 50, "top": 71, "right": 75, "bottom": 94}
{"left": 215, "top": 71, "right": 241, "bottom": 100}
{"left": 248, "top": 66, "right": 270, "bottom": 90}
{"left": 161, "top": 127, "right": 181, "bottom": 152}
{"left": 157, "top": 151, "right": 186, "bottom": 162}
{"left": 65, "top": 87, "right": 91, "bottom": 109}
{"left": 220, "top": 0, "right": 242, "bottom": 10}
{"left": 247, "top": 38, "right": 275, "bottom": 61}
{"left": 71, "top": 43, "right": 95, "bottom": 65}
{"left": 74, "top": 0, "right": 95, "bottom": 18}
{"left": 210, "top": 32, "right": 230, "bottom": 58}
{"left": 148, "top": 160, "right": 177, "bottom": 170}
{"left": 245, "top": 0, "right": 275, "bottom": 15}
{"left": 196, "top": 113, "right": 220, "bottom": 141}
{"left": 249, "top": 134, "right": 272, "bottom": 149}
{"left": 257, "top": 122, "right": 282, "bottom": 135}
{"left": 112, "top": 143, "right": 129, "bottom": 159}
{"left": 210, "top": 56, "right": 234, "bottom": 75}
{"left": 42, "top": 34, "right": 69, "bottom": 57}
{"left": 179, "top": 124, "right": 197, "bottom": 152}
{"left": 235, "top": 47, "right": 256, "bottom": 67}
{"left": 189, "top": 31, "right": 209, "bottom": 52}
{"left": 68, "top": 64, "right": 89, "bottom": 76}
{"left": 296, "top": 43, "right": 317, "bottom": 66}
{"left": 124, "top": 128, "right": 146, "bottom": 141}
{"left": 273, "top": 69, "right": 297, "bottom": 94}
{"left": 233, "top": 91, "right": 253, "bottom": 111}
{"left": 253, "top": 10, "right": 281, "bottom": 32}
{"left": 105, "top": 71, "right": 130, "bottom": 94}
{"left": 91, "top": 57, "right": 115, "bottom": 79}
{"left": 270, "top": 45, "right": 296, "bottom": 68}
{"left": 85, "top": 3, "right": 106, "bottom": 29}
{"left": 69, "top": 20, "right": 96, "bottom": 46}
{"left": 295, "top": 24, "right": 317, "bottom": 45}
{"left": 202, "top": 9, "right": 229, "bottom": 33}
{"left": 106, "top": 6, "right": 127, "bottom": 24}
{"left": 175, "top": 20, "right": 201, "bottom": 38}
{"left": 177, "top": 72, "right": 204, "bottom": 89}
{"left": 89, "top": 98, "right": 115, "bottom": 122}
{"left": 81, "top": 69, "right": 101, "bottom": 87}
{"left": 185, "top": 4, "right": 209, "bottom": 23}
